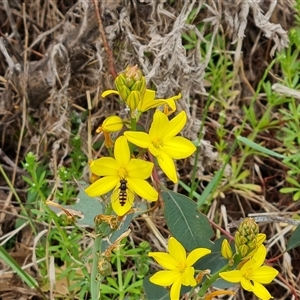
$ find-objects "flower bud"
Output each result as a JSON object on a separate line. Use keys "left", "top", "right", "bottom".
{"left": 114, "top": 65, "right": 146, "bottom": 108}
{"left": 234, "top": 218, "right": 261, "bottom": 258}
{"left": 221, "top": 239, "right": 233, "bottom": 260}
{"left": 97, "top": 115, "right": 123, "bottom": 133}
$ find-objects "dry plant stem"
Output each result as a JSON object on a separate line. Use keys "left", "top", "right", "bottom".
{"left": 92, "top": 0, "right": 117, "bottom": 79}
{"left": 1, "top": 3, "right": 29, "bottom": 223}
{"left": 208, "top": 218, "right": 234, "bottom": 241}
{"left": 276, "top": 272, "right": 299, "bottom": 300}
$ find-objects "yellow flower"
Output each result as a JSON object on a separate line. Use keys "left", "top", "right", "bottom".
{"left": 219, "top": 245, "right": 278, "bottom": 300}
{"left": 85, "top": 136, "right": 158, "bottom": 216}
{"left": 124, "top": 110, "right": 196, "bottom": 183}
{"left": 136, "top": 89, "right": 181, "bottom": 113}
{"left": 148, "top": 237, "right": 211, "bottom": 300}
{"left": 102, "top": 88, "right": 181, "bottom": 116}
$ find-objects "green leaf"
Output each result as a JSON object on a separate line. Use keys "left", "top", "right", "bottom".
{"left": 162, "top": 190, "right": 214, "bottom": 250}
{"left": 197, "top": 169, "right": 224, "bottom": 208}
{"left": 280, "top": 187, "right": 299, "bottom": 194}
{"left": 287, "top": 225, "right": 300, "bottom": 251}
{"left": 293, "top": 190, "right": 300, "bottom": 201}
{"left": 124, "top": 270, "right": 133, "bottom": 287}
{"left": 143, "top": 276, "right": 170, "bottom": 300}
{"left": 237, "top": 136, "right": 287, "bottom": 159}
{"left": 100, "top": 284, "right": 119, "bottom": 294}
{"left": 0, "top": 245, "right": 39, "bottom": 289}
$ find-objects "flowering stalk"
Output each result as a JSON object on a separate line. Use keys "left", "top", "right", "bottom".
{"left": 90, "top": 206, "right": 114, "bottom": 299}
{"left": 197, "top": 264, "right": 230, "bottom": 297}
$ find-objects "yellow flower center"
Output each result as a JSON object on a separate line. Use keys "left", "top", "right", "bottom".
{"left": 176, "top": 261, "right": 187, "bottom": 273}
{"left": 153, "top": 137, "right": 164, "bottom": 149}
{"left": 118, "top": 167, "right": 128, "bottom": 178}
{"left": 243, "top": 269, "right": 253, "bottom": 280}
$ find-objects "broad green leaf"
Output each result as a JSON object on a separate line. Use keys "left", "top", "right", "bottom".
{"left": 237, "top": 136, "right": 286, "bottom": 159}
{"left": 287, "top": 225, "right": 300, "bottom": 251}
{"left": 162, "top": 190, "right": 214, "bottom": 250}
{"left": 0, "top": 245, "right": 39, "bottom": 289}
{"left": 68, "top": 181, "right": 104, "bottom": 226}
{"left": 143, "top": 276, "right": 170, "bottom": 300}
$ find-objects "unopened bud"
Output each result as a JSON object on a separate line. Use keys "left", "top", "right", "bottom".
{"left": 114, "top": 65, "right": 146, "bottom": 108}
{"left": 234, "top": 218, "right": 262, "bottom": 258}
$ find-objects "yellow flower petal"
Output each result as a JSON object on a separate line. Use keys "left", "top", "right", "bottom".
{"left": 148, "top": 252, "right": 178, "bottom": 270}
{"left": 102, "top": 90, "right": 120, "bottom": 97}
{"left": 186, "top": 248, "right": 211, "bottom": 266}
{"left": 163, "top": 136, "right": 196, "bottom": 159}
{"left": 162, "top": 93, "right": 181, "bottom": 111}
{"left": 149, "top": 110, "right": 169, "bottom": 139}
{"left": 251, "top": 266, "right": 278, "bottom": 284}
{"left": 181, "top": 266, "right": 196, "bottom": 286}
{"left": 114, "top": 136, "right": 130, "bottom": 167}
{"left": 256, "top": 233, "right": 266, "bottom": 245}
{"left": 149, "top": 270, "right": 181, "bottom": 286}
{"left": 170, "top": 277, "right": 182, "bottom": 300}
{"left": 162, "top": 110, "right": 187, "bottom": 140}
{"left": 137, "top": 89, "right": 162, "bottom": 112}
{"left": 123, "top": 131, "right": 151, "bottom": 149}
{"left": 168, "top": 237, "right": 186, "bottom": 262}
{"left": 219, "top": 270, "right": 242, "bottom": 283}
{"left": 252, "top": 281, "right": 273, "bottom": 300}
{"left": 111, "top": 185, "right": 134, "bottom": 216}
{"left": 90, "top": 157, "right": 119, "bottom": 176}
{"left": 156, "top": 151, "right": 178, "bottom": 183}
{"left": 240, "top": 276, "right": 254, "bottom": 292}
{"left": 85, "top": 176, "right": 119, "bottom": 197}
{"left": 126, "top": 158, "right": 154, "bottom": 179}
{"left": 242, "top": 245, "right": 266, "bottom": 271}
{"left": 127, "top": 178, "right": 158, "bottom": 201}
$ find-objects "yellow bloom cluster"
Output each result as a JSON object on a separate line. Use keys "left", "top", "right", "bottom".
{"left": 85, "top": 66, "right": 196, "bottom": 216}
{"left": 220, "top": 218, "right": 278, "bottom": 299}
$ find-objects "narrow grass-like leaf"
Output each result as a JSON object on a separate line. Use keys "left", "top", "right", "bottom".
{"left": 237, "top": 136, "right": 286, "bottom": 158}
{"left": 162, "top": 190, "right": 214, "bottom": 250}
{"left": 197, "top": 169, "right": 224, "bottom": 208}
{"left": 0, "top": 245, "right": 38, "bottom": 289}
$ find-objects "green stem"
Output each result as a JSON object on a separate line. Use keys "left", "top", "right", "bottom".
{"left": 90, "top": 230, "right": 103, "bottom": 300}
{"left": 90, "top": 206, "right": 113, "bottom": 300}
{"left": 116, "top": 248, "right": 124, "bottom": 299}
{"left": 130, "top": 117, "right": 137, "bottom": 131}
{"left": 0, "top": 165, "right": 36, "bottom": 233}
{"left": 197, "top": 264, "right": 229, "bottom": 297}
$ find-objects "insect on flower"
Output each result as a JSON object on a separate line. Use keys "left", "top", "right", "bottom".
{"left": 111, "top": 178, "right": 135, "bottom": 207}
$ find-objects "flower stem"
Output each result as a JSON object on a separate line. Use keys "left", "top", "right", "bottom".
{"left": 130, "top": 117, "right": 137, "bottom": 131}
{"left": 90, "top": 206, "right": 114, "bottom": 299}
{"left": 90, "top": 228, "right": 103, "bottom": 300}
{"left": 197, "top": 264, "right": 229, "bottom": 297}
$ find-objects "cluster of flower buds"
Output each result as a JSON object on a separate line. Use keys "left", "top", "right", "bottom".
{"left": 114, "top": 65, "right": 146, "bottom": 111}
{"left": 221, "top": 217, "right": 266, "bottom": 262}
